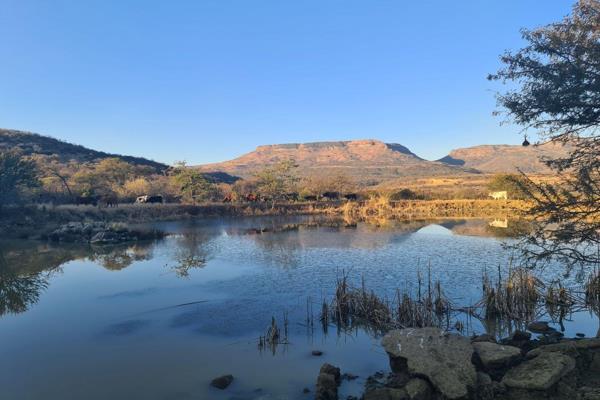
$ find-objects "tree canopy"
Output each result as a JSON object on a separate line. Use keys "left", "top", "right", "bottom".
{"left": 491, "top": 0, "right": 600, "bottom": 269}
{"left": 0, "top": 150, "right": 39, "bottom": 209}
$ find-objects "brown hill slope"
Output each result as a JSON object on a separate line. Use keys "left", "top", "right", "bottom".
{"left": 439, "top": 142, "right": 570, "bottom": 174}
{"left": 0, "top": 128, "right": 168, "bottom": 172}
{"left": 197, "top": 139, "right": 471, "bottom": 186}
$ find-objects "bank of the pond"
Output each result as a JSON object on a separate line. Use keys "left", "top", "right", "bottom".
{"left": 313, "top": 327, "right": 600, "bottom": 400}
{"left": 0, "top": 199, "right": 527, "bottom": 240}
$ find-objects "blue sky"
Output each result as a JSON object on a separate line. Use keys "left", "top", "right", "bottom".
{"left": 0, "top": 0, "right": 573, "bottom": 165}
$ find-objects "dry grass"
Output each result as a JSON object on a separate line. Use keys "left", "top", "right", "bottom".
{"left": 323, "top": 270, "right": 452, "bottom": 333}
{"left": 340, "top": 198, "right": 530, "bottom": 222}
{"left": 480, "top": 266, "right": 542, "bottom": 321}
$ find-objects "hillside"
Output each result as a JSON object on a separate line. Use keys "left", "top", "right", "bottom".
{"left": 438, "top": 142, "right": 570, "bottom": 174}
{"left": 197, "top": 139, "right": 472, "bottom": 186}
{"left": 0, "top": 129, "right": 168, "bottom": 172}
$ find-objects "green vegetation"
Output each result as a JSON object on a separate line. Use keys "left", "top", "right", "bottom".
{"left": 0, "top": 150, "right": 39, "bottom": 210}
{"left": 254, "top": 160, "right": 299, "bottom": 206}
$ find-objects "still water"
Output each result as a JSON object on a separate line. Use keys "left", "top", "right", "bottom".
{"left": 0, "top": 216, "right": 598, "bottom": 399}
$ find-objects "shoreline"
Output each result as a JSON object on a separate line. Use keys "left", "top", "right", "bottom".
{"left": 0, "top": 199, "right": 527, "bottom": 241}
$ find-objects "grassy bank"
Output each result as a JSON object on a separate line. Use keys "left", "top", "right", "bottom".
{"left": 339, "top": 198, "right": 528, "bottom": 221}
{"left": 0, "top": 199, "right": 528, "bottom": 240}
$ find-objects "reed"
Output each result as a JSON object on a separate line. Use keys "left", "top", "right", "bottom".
{"left": 481, "top": 265, "right": 543, "bottom": 321}
{"left": 585, "top": 268, "right": 600, "bottom": 313}
{"left": 326, "top": 271, "right": 451, "bottom": 332}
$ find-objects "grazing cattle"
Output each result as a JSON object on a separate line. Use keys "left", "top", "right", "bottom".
{"left": 135, "top": 195, "right": 163, "bottom": 204}
{"left": 344, "top": 193, "right": 358, "bottom": 201}
{"left": 101, "top": 195, "right": 118, "bottom": 208}
{"left": 284, "top": 192, "right": 299, "bottom": 202}
{"left": 303, "top": 195, "right": 318, "bottom": 202}
{"left": 488, "top": 191, "right": 508, "bottom": 200}
{"left": 76, "top": 196, "right": 98, "bottom": 206}
{"left": 321, "top": 191, "right": 340, "bottom": 201}
{"left": 245, "top": 193, "right": 258, "bottom": 202}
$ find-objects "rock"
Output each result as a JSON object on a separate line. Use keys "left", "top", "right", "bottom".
{"left": 341, "top": 372, "right": 358, "bottom": 381}
{"left": 404, "top": 378, "right": 431, "bottom": 400}
{"left": 500, "top": 330, "right": 533, "bottom": 352}
{"left": 382, "top": 328, "right": 476, "bottom": 399}
{"left": 502, "top": 352, "right": 576, "bottom": 391}
{"left": 386, "top": 372, "right": 410, "bottom": 389}
{"left": 320, "top": 363, "right": 341, "bottom": 384}
{"left": 210, "top": 374, "right": 234, "bottom": 390}
{"left": 363, "top": 388, "right": 408, "bottom": 400}
{"left": 527, "top": 321, "right": 555, "bottom": 334}
{"left": 316, "top": 363, "right": 341, "bottom": 400}
{"left": 579, "top": 387, "right": 600, "bottom": 400}
{"left": 471, "top": 334, "right": 496, "bottom": 343}
{"left": 90, "top": 231, "right": 120, "bottom": 244}
{"left": 476, "top": 372, "right": 495, "bottom": 400}
{"left": 473, "top": 341, "right": 522, "bottom": 371}
{"left": 312, "top": 350, "right": 323, "bottom": 356}
{"left": 577, "top": 333, "right": 586, "bottom": 338}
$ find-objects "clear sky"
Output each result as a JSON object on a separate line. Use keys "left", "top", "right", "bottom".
{"left": 0, "top": 0, "right": 573, "bottom": 165}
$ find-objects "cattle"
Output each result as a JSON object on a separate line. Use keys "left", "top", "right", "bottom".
{"left": 135, "top": 195, "right": 164, "bottom": 204}
{"left": 488, "top": 191, "right": 508, "bottom": 200}
{"left": 76, "top": 196, "right": 98, "bottom": 206}
{"left": 222, "top": 194, "right": 233, "bottom": 203}
{"left": 101, "top": 195, "right": 118, "bottom": 208}
{"left": 489, "top": 218, "right": 508, "bottom": 228}
{"left": 303, "top": 195, "right": 318, "bottom": 202}
{"left": 321, "top": 191, "right": 340, "bottom": 201}
{"left": 245, "top": 193, "right": 258, "bottom": 202}
{"left": 344, "top": 193, "right": 358, "bottom": 201}
{"left": 284, "top": 192, "right": 299, "bottom": 202}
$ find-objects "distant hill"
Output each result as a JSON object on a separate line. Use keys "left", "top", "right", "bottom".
{"left": 0, "top": 129, "right": 168, "bottom": 172}
{"left": 438, "top": 142, "right": 570, "bottom": 174}
{"left": 197, "top": 139, "right": 472, "bottom": 186}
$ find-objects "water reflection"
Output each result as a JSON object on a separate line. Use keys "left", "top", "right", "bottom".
{"left": 0, "top": 216, "right": 597, "bottom": 400}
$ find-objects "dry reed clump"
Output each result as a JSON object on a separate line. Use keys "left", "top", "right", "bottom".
{"left": 258, "top": 314, "right": 289, "bottom": 354}
{"left": 323, "top": 271, "right": 452, "bottom": 333}
{"left": 585, "top": 268, "right": 600, "bottom": 312}
{"left": 480, "top": 266, "right": 543, "bottom": 321}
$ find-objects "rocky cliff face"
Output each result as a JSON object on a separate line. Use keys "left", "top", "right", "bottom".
{"left": 198, "top": 139, "right": 469, "bottom": 185}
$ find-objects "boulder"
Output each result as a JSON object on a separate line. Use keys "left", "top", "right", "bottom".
{"left": 210, "top": 374, "right": 234, "bottom": 390}
{"left": 502, "top": 352, "right": 576, "bottom": 391}
{"left": 382, "top": 328, "right": 476, "bottom": 399}
{"left": 473, "top": 342, "right": 522, "bottom": 371}
{"left": 315, "top": 363, "right": 340, "bottom": 400}
{"left": 363, "top": 388, "right": 408, "bottom": 400}
{"left": 527, "top": 321, "right": 555, "bottom": 334}
{"left": 404, "top": 378, "right": 432, "bottom": 400}
{"left": 471, "top": 334, "right": 496, "bottom": 343}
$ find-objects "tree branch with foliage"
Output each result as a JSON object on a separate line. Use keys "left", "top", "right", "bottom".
{"left": 490, "top": 0, "right": 600, "bottom": 270}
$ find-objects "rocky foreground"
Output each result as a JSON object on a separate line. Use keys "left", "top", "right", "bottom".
{"left": 315, "top": 327, "right": 600, "bottom": 400}
{"left": 47, "top": 222, "right": 164, "bottom": 244}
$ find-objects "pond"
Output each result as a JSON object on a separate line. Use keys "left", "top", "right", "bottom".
{"left": 0, "top": 216, "right": 598, "bottom": 399}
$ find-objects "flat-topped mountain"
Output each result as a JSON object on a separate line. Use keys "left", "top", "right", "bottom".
{"left": 438, "top": 142, "right": 570, "bottom": 174}
{"left": 0, "top": 129, "right": 168, "bottom": 172}
{"left": 198, "top": 139, "right": 470, "bottom": 185}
